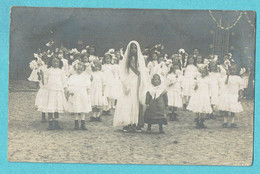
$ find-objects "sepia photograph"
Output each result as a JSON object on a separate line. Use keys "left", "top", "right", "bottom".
{"left": 8, "top": 7, "right": 255, "bottom": 165}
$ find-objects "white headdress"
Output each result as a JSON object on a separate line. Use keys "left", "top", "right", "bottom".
{"left": 178, "top": 48, "right": 185, "bottom": 54}
{"left": 120, "top": 41, "right": 149, "bottom": 105}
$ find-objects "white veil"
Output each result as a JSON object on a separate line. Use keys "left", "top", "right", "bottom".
{"left": 120, "top": 41, "right": 149, "bottom": 105}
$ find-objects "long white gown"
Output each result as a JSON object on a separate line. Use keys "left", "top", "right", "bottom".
{"left": 113, "top": 69, "right": 139, "bottom": 126}
{"left": 113, "top": 41, "right": 148, "bottom": 127}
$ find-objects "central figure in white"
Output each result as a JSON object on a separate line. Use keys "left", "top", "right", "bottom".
{"left": 113, "top": 41, "right": 148, "bottom": 132}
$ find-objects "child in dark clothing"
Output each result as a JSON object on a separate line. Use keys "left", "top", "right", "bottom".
{"left": 144, "top": 74, "right": 168, "bottom": 134}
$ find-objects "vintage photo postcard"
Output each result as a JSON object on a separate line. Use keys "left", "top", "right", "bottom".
{"left": 8, "top": 7, "right": 255, "bottom": 165}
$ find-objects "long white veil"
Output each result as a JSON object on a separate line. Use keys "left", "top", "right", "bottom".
{"left": 120, "top": 40, "right": 148, "bottom": 105}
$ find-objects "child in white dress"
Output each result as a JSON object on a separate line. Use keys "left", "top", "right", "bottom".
{"left": 147, "top": 52, "right": 159, "bottom": 77}
{"left": 166, "top": 54, "right": 183, "bottom": 121}
{"left": 81, "top": 52, "right": 92, "bottom": 75}
{"left": 67, "top": 62, "right": 92, "bottom": 130}
{"left": 34, "top": 62, "right": 48, "bottom": 122}
{"left": 182, "top": 56, "right": 199, "bottom": 109}
{"left": 111, "top": 55, "right": 121, "bottom": 103}
{"left": 218, "top": 63, "right": 243, "bottom": 128}
{"left": 195, "top": 55, "right": 204, "bottom": 68}
{"left": 43, "top": 55, "right": 68, "bottom": 130}
{"left": 88, "top": 46, "right": 99, "bottom": 62}
{"left": 187, "top": 65, "right": 212, "bottom": 128}
{"left": 58, "top": 51, "right": 69, "bottom": 76}
{"left": 158, "top": 56, "right": 167, "bottom": 77}
{"left": 102, "top": 53, "right": 117, "bottom": 115}
{"left": 208, "top": 60, "right": 221, "bottom": 118}
{"left": 90, "top": 60, "right": 107, "bottom": 122}
{"left": 28, "top": 55, "right": 45, "bottom": 82}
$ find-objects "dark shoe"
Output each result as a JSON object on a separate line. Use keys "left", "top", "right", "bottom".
{"left": 74, "top": 120, "right": 79, "bottom": 130}
{"left": 53, "top": 120, "right": 63, "bottom": 130}
{"left": 129, "top": 125, "right": 136, "bottom": 132}
{"left": 222, "top": 122, "right": 228, "bottom": 128}
{"left": 172, "top": 113, "right": 179, "bottom": 121}
{"left": 90, "top": 117, "right": 96, "bottom": 122}
{"left": 41, "top": 114, "right": 47, "bottom": 122}
{"left": 230, "top": 123, "right": 237, "bottom": 128}
{"left": 96, "top": 117, "right": 102, "bottom": 122}
{"left": 47, "top": 121, "right": 54, "bottom": 130}
{"left": 207, "top": 113, "right": 215, "bottom": 120}
{"left": 106, "top": 110, "right": 111, "bottom": 115}
{"left": 194, "top": 118, "right": 200, "bottom": 129}
{"left": 80, "top": 120, "right": 87, "bottom": 130}
{"left": 169, "top": 114, "right": 174, "bottom": 121}
{"left": 159, "top": 130, "right": 165, "bottom": 134}
{"left": 199, "top": 118, "right": 207, "bottom": 129}
{"left": 136, "top": 125, "right": 142, "bottom": 133}
{"left": 146, "top": 129, "right": 151, "bottom": 134}
{"left": 123, "top": 125, "right": 129, "bottom": 132}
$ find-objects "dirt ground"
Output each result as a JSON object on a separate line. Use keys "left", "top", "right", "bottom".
{"left": 8, "top": 89, "right": 254, "bottom": 166}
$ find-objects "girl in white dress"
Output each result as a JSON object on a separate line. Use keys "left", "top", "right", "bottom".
{"left": 147, "top": 52, "right": 159, "bottom": 77}
{"left": 102, "top": 53, "right": 117, "bottom": 115}
{"left": 90, "top": 60, "right": 107, "bottom": 122}
{"left": 218, "top": 56, "right": 231, "bottom": 117}
{"left": 81, "top": 52, "right": 92, "bottom": 75}
{"left": 187, "top": 65, "right": 212, "bottom": 128}
{"left": 166, "top": 54, "right": 183, "bottom": 121}
{"left": 208, "top": 60, "right": 221, "bottom": 118}
{"left": 43, "top": 55, "right": 68, "bottom": 130}
{"left": 28, "top": 53, "right": 49, "bottom": 122}
{"left": 111, "top": 55, "right": 122, "bottom": 101}
{"left": 88, "top": 46, "right": 99, "bottom": 62}
{"left": 182, "top": 56, "right": 199, "bottom": 109}
{"left": 195, "top": 55, "right": 204, "bottom": 68}
{"left": 58, "top": 50, "right": 69, "bottom": 76}
{"left": 158, "top": 56, "right": 167, "bottom": 78}
{"left": 34, "top": 62, "right": 48, "bottom": 122}
{"left": 67, "top": 62, "right": 92, "bottom": 130}
{"left": 113, "top": 41, "right": 148, "bottom": 132}
{"left": 28, "top": 54, "right": 45, "bottom": 82}
{"left": 218, "top": 64, "right": 244, "bottom": 128}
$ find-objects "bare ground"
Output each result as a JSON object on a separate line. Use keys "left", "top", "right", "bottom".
{"left": 8, "top": 91, "right": 254, "bottom": 165}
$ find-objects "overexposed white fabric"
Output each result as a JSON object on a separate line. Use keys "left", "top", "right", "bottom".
{"left": 35, "top": 65, "right": 48, "bottom": 111}
{"left": 42, "top": 67, "right": 67, "bottom": 113}
{"left": 28, "top": 64, "right": 47, "bottom": 82}
{"left": 147, "top": 61, "right": 159, "bottom": 76}
{"left": 111, "top": 64, "right": 122, "bottom": 99}
{"left": 90, "top": 71, "right": 107, "bottom": 107}
{"left": 67, "top": 73, "right": 92, "bottom": 113}
{"left": 208, "top": 72, "right": 221, "bottom": 105}
{"left": 187, "top": 76, "right": 212, "bottom": 114}
{"left": 166, "top": 70, "right": 183, "bottom": 107}
{"left": 89, "top": 55, "right": 99, "bottom": 62}
{"left": 102, "top": 64, "right": 117, "bottom": 99}
{"left": 61, "top": 58, "right": 69, "bottom": 76}
{"left": 182, "top": 64, "right": 199, "bottom": 96}
{"left": 218, "top": 75, "right": 244, "bottom": 113}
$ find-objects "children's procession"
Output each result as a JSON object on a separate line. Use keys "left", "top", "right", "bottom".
{"left": 28, "top": 40, "right": 254, "bottom": 134}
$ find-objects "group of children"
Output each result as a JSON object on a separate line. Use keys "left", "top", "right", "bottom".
{"left": 145, "top": 49, "right": 245, "bottom": 130}
{"left": 28, "top": 43, "right": 246, "bottom": 132}
{"left": 28, "top": 46, "right": 121, "bottom": 130}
